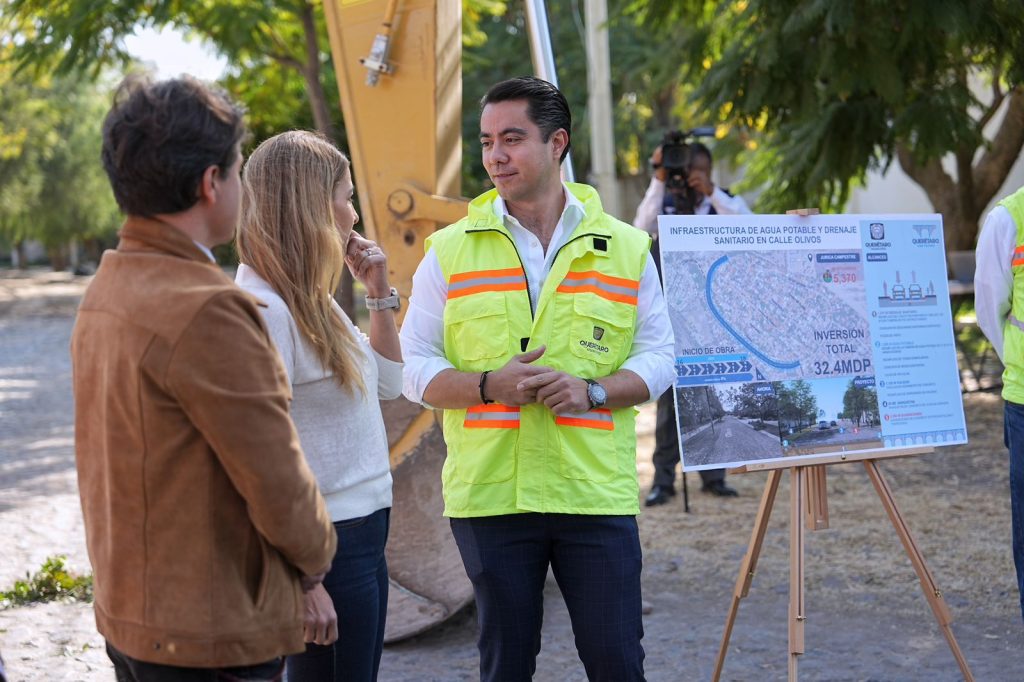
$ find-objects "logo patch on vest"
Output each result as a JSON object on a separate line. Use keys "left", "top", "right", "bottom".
{"left": 593, "top": 326, "right": 605, "bottom": 340}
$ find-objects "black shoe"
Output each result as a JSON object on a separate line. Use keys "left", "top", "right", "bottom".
{"left": 701, "top": 480, "right": 739, "bottom": 497}
{"left": 645, "top": 484, "right": 676, "bottom": 506}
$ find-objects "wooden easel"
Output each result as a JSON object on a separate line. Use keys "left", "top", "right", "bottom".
{"left": 710, "top": 449, "right": 975, "bottom": 681}
{"left": 699, "top": 208, "right": 972, "bottom": 679}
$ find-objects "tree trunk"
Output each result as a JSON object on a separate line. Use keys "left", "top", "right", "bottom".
{"left": 298, "top": 1, "right": 339, "bottom": 143}
{"left": 897, "top": 146, "right": 986, "bottom": 274}
{"left": 296, "top": 1, "right": 355, "bottom": 321}
{"left": 12, "top": 241, "right": 25, "bottom": 269}
{"left": 896, "top": 86, "right": 1024, "bottom": 269}
{"left": 48, "top": 245, "right": 67, "bottom": 272}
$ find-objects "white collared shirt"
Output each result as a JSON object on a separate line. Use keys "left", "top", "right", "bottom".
{"left": 632, "top": 176, "right": 752, "bottom": 236}
{"left": 975, "top": 204, "right": 1017, "bottom": 361}
{"left": 400, "top": 184, "right": 675, "bottom": 405}
{"left": 192, "top": 240, "right": 216, "bottom": 262}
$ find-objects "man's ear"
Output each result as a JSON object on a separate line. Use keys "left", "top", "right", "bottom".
{"left": 197, "top": 164, "right": 219, "bottom": 204}
{"left": 550, "top": 129, "right": 569, "bottom": 161}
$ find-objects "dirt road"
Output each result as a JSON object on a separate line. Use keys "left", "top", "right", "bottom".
{"left": 1, "top": 269, "right": 1021, "bottom": 680}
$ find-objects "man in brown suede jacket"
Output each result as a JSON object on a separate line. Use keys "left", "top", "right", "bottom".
{"left": 71, "top": 75, "right": 336, "bottom": 681}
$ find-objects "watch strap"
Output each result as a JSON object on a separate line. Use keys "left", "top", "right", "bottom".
{"left": 365, "top": 286, "right": 400, "bottom": 311}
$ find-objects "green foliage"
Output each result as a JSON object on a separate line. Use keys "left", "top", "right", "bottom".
{"left": 631, "top": 0, "right": 1024, "bottom": 227}
{"left": 461, "top": 1, "right": 694, "bottom": 194}
{"left": 0, "top": 556, "right": 93, "bottom": 608}
{"left": 843, "top": 380, "right": 879, "bottom": 427}
{"left": 777, "top": 380, "right": 818, "bottom": 429}
{"left": 0, "top": 18, "right": 121, "bottom": 251}
{"left": 5, "top": 0, "right": 346, "bottom": 142}
{"left": 730, "top": 382, "right": 778, "bottom": 421}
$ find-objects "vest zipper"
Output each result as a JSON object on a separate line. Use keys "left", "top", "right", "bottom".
{"left": 551, "top": 232, "right": 613, "bottom": 264}
{"left": 466, "top": 228, "right": 535, "bottom": 318}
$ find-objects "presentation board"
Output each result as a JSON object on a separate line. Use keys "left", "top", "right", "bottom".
{"left": 657, "top": 213, "right": 968, "bottom": 471}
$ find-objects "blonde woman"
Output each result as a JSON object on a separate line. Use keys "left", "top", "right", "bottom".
{"left": 236, "top": 131, "right": 401, "bottom": 681}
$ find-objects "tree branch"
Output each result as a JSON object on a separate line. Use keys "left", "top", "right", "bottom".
{"left": 896, "top": 143, "right": 957, "bottom": 215}
{"left": 977, "top": 79, "right": 1006, "bottom": 133}
{"left": 297, "top": 1, "right": 337, "bottom": 141}
{"left": 267, "top": 51, "right": 303, "bottom": 72}
{"left": 974, "top": 86, "right": 1024, "bottom": 206}
{"left": 955, "top": 144, "right": 976, "bottom": 219}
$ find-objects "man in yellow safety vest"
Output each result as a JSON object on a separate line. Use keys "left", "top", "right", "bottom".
{"left": 976, "top": 184, "right": 1024, "bottom": 624}
{"left": 400, "top": 76, "right": 674, "bottom": 681}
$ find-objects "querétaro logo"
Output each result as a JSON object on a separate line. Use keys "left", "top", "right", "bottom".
{"left": 579, "top": 339, "right": 610, "bottom": 354}
{"left": 869, "top": 222, "right": 885, "bottom": 240}
{"left": 912, "top": 224, "right": 940, "bottom": 246}
{"left": 593, "top": 326, "right": 605, "bottom": 340}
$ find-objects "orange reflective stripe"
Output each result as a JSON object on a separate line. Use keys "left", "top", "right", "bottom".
{"left": 448, "top": 267, "right": 527, "bottom": 299}
{"left": 555, "top": 409, "right": 615, "bottom": 431}
{"left": 449, "top": 267, "right": 524, "bottom": 283}
{"left": 464, "top": 404, "right": 521, "bottom": 429}
{"left": 1013, "top": 246, "right": 1024, "bottom": 267}
{"left": 561, "top": 270, "right": 640, "bottom": 290}
{"left": 556, "top": 270, "right": 639, "bottom": 305}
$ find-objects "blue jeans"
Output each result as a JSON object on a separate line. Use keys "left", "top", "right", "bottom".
{"left": 1005, "top": 402, "right": 1024, "bottom": 623}
{"left": 450, "top": 513, "right": 645, "bottom": 682}
{"left": 286, "top": 507, "right": 390, "bottom": 682}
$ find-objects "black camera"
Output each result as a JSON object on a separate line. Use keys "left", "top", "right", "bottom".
{"left": 658, "top": 126, "right": 715, "bottom": 214}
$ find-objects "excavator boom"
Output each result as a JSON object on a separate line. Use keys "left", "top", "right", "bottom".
{"left": 322, "top": 0, "right": 472, "bottom": 642}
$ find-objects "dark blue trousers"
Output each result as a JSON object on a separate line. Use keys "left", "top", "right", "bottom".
{"left": 450, "top": 513, "right": 645, "bottom": 682}
{"left": 286, "top": 507, "right": 390, "bottom": 682}
{"left": 1004, "top": 402, "right": 1024, "bottom": 623}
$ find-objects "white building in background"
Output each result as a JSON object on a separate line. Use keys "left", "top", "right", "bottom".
{"left": 851, "top": 75, "right": 1024, "bottom": 221}
{"left": 848, "top": 151, "right": 1024, "bottom": 220}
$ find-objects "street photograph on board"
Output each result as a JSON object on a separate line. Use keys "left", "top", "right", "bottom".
{"left": 675, "top": 381, "right": 783, "bottom": 470}
{"left": 775, "top": 376, "right": 883, "bottom": 456}
{"left": 660, "top": 213, "right": 967, "bottom": 470}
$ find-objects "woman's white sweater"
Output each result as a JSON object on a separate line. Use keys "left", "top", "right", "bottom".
{"left": 236, "top": 264, "right": 399, "bottom": 522}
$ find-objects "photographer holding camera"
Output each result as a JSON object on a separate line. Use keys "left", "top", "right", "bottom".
{"left": 633, "top": 134, "right": 751, "bottom": 504}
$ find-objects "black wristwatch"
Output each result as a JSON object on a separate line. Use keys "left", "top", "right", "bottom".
{"left": 584, "top": 378, "right": 607, "bottom": 409}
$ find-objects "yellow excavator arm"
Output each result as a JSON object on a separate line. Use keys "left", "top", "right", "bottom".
{"left": 322, "top": 0, "right": 472, "bottom": 642}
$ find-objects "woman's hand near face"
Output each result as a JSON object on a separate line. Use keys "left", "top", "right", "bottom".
{"left": 345, "top": 231, "right": 402, "bottom": 361}
{"left": 345, "top": 233, "right": 391, "bottom": 298}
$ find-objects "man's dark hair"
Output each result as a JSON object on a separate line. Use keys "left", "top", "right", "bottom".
{"left": 481, "top": 76, "right": 571, "bottom": 162}
{"left": 690, "top": 141, "right": 712, "bottom": 166}
{"left": 101, "top": 75, "right": 247, "bottom": 216}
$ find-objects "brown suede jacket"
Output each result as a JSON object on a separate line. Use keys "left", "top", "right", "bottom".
{"left": 71, "top": 217, "right": 336, "bottom": 667}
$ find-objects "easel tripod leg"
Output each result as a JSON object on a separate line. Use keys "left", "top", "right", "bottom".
{"left": 712, "top": 469, "right": 783, "bottom": 682}
{"left": 863, "top": 460, "right": 975, "bottom": 682}
{"left": 789, "top": 466, "right": 806, "bottom": 681}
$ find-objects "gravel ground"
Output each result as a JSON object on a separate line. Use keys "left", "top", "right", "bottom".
{"left": 1, "top": 268, "right": 1021, "bottom": 681}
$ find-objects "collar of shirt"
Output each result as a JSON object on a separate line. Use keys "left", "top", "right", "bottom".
{"left": 192, "top": 240, "right": 216, "bottom": 262}
{"left": 492, "top": 184, "right": 586, "bottom": 307}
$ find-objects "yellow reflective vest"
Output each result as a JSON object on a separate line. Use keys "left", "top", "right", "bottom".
{"left": 1001, "top": 186, "right": 1024, "bottom": 404}
{"left": 427, "top": 183, "right": 652, "bottom": 517}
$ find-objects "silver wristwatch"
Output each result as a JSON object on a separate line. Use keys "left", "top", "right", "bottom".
{"left": 584, "top": 378, "right": 607, "bottom": 409}
{"left": 365, "top": 287, "right": 400, "bottom": 311}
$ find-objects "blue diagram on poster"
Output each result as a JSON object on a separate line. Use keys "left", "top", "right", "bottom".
{"left": 658, "top": 213, "right": 967, "bottom": 471}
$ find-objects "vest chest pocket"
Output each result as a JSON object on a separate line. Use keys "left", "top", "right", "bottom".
{"left": 445, "top": 293, "right": 511, "bottom": 366}
{"left": 567, "top": 295, "right": 634, "bottom": 370}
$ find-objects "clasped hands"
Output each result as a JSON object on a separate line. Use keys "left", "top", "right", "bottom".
{"left": 484, "top": 346, "right": 592, "bottom": 416}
